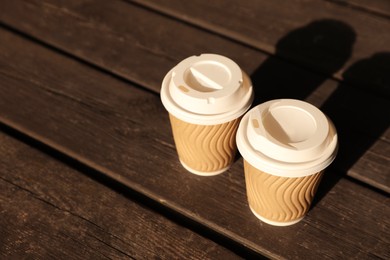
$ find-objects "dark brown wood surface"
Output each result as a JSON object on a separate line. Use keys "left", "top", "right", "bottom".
{"left": 0, "top": 131, "right": 240, "bottom": 259}
{"left": 0, "top": 26, "right": 389, "bottom": 258}
{"left": 0, "top": 0, "right": 388, "bottom": 192}
{"left": 131, "top": 0, "right": 390, "bottom": 86}
{"left": 326, "top": 0, "right": 390, "bottom": 18}
{"left": 0, "top": 0, "right": 389, "bottom": 258}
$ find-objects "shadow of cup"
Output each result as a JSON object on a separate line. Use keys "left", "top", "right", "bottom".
{"left": 250, "top": 19, "right": 356, "bottom": 104}
{"left": 247, "top": 20, "right": 389, "bottom": 208}
{"left": 317, "top": 52, "right": 390, "bottom": 199}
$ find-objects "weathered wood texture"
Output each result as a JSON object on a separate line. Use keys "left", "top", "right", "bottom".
{"left": 131, "top": 0, "right": 390, "bottom": 91}
{"left": 0, "top": 0, "right": 263, "bottom": 93}
{"left": 325, "top": 0, "right": 390, "bottom": 18}
{"left": 0, "top": 132, "right": 240, "bottom": 259}
{"left": 0, "top": 28, "right": 389, "bottom": 258}
{"left": 0, "top": 0, "right": 388, "bottom": 192}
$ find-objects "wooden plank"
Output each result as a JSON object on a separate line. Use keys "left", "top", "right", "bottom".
{"left": 0, "top": 132, "right": 240, "bottom": 259}
{"left": 325, "top": 0, "right": 390, "bottom": 18}
{"left": 130, "top": 0, "right": 390, "bottom": 93}
{"left": 0, "top": 0, "right": 265, "bottom": 94}
{"left": 0, "top": 29, "right": 389, "bottom": 258}
{"left": 0, "top": 0, "right": 388, "bottom": 191}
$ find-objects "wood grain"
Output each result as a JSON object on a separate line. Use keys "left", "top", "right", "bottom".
{"left": 0, "top": 0, "right": 388, "bottom": 191}
{"left": 325, "top": 0, "right": 390, "bottom": 18}
{"left": 131, "top": 0, "right": 390, "bottom": 90}
{"left": 0, "top": 28, "right": 388, "bottom": 258}
{"left": 0, "top": 0, "right": 264, "bottom": 94}
{"left": 0, "top": 132, "right": 240, "bottom": 259}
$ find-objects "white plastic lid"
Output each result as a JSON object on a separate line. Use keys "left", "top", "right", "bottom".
{"left": 161, "top": 54, "right": 254, "bottom": 125}
{"left": 236, "top": 99, "right": 338, "bottom": 177}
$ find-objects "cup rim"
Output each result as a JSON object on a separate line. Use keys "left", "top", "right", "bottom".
{"left": 236, "top": 100, "right": 338, "bottom": 177}
{"left": 160, "top": 54, "right": 254, "bottom": 125}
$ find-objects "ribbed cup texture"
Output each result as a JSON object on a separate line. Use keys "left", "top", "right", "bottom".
{"left": 244, "top": 160, "right": 323, "bottom": 223}
{"left": 169, "top": 114, "right": 240, "bottom": 173}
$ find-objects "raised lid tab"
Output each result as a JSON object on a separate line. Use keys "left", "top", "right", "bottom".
{"left": 248, "top": 99, "right": 329, "bottom": 162}
{"left": 169, "top": 54, "right": 243, "bottom": 114}
{"left": 161, "top": 54, "right": 254, "bottom": 125}
{"left": 236, "top": 99, "right": 338, "bottom": 177}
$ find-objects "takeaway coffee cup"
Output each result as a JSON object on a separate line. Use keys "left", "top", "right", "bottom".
{"left": 236, "top": 99, "right": 338, "bottom": 226}
{"left": 161, "top": 54, "right": 254, "bottom": 176}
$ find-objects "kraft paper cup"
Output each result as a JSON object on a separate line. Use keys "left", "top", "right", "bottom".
{"left": 236, "top": 99, "right": 338, "bottom": 226}
{"left": 161, "top": 54, "right": 254, "bottom": 176}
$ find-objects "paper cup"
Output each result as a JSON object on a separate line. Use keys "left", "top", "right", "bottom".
{"left": 161, "top": 54, "right": 254, "bottom": 176}
{"left": 236, "top": 99, "right": 338, "bottom": 225}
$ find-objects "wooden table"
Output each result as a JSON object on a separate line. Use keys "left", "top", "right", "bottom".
{"left": 1, "top": 0, "right": 389, "bottom": 258}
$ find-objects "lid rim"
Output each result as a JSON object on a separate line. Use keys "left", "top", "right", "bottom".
{"left": 236, "top": 101, "right": 338, "bottom": 177}
{"left": 161, "top": 61, "right": 254, "bottom": 125}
